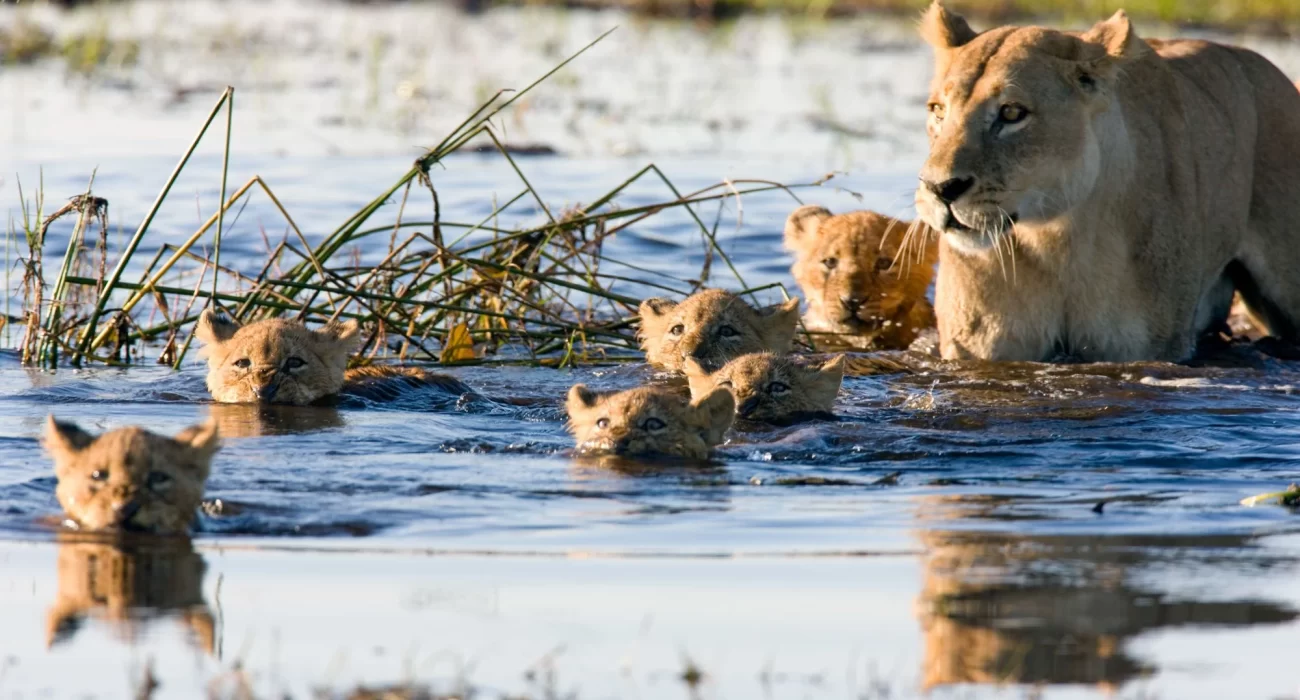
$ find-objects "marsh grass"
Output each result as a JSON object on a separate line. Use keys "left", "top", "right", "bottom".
{"left": 6, "top": 30, "right": 822, "bottom": 370}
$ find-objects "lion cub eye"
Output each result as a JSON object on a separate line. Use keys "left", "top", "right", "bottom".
{"left": 821, "top": 257, "right": 838, "bottom": 270}
{"left": 718, "top": 325, "right": 739, "bottom": 338}
{"left": 91, "top": 469, "right": 109, "bottom": 482}
{"left": 998, "top": 103, "right": 1029, "bottom": 124}
{"left": 233, "top": 358, "right": 252, "bottom": 369}
{"left": 927, "top": 102, "right": 946, "bottom": 121}
{"left": 148, "top": 471, "right": 173, "bottom": 490}
{"left": 596, "top": 418, "right": 610, "bottom": 429}
{"left": 641, "top": 417, "right": 667, "bottom": 431}
{"left": 669, "top": 324, "right": 685, "bottom": 336}
{"left": 285, "top": 356, "right": 307, "bottom": 370}
{"left": 767, "top": 382, "right": 790, "bottom": 396}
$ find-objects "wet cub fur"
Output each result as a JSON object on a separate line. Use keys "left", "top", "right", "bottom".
{"left": 684, "top": 352, "right": 844, "bottom": 423}
{"left": 46, "top": 538, "right": 215, "bottom": 653}
{"left": 565, "top": 384, "right": 735, "bottom": 460}
{"left": 784, "top": 206, "right": 937, "bottom": 350}
{"left": 196, "top": 310, "right": 468, "bottom": 404}
{"left": 638, "top": 289, "right": 800, "bottom": 372}
{"left": 44, "top": 417, "right": 219, "bottom": 534}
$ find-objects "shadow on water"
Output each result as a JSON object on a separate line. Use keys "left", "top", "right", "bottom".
{"left": 45, "top": 533, "right": 215, "bottom": 655}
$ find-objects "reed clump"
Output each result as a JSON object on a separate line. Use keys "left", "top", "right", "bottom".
{"left": 5, "top": 31, "right": 816, "bottom": 370}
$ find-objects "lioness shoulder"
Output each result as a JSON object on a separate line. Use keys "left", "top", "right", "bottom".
{"left": 784, "top": 206, "right": 938, "bottom": 350}
{"left": 637, "top": 289, "right": 800, "bottom": 372}
{"left": 565, "top": 384, "right": 734, "bottom": 460}
{"left": 43, "top": 417, "right": 219, "bottom": 534}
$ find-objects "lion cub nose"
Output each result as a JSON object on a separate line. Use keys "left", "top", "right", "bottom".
{"left": 840, "top": 296, "right": 864, "bottom": 313}
{"left": 924, "top": 176, "right": 975, "bottom": 204}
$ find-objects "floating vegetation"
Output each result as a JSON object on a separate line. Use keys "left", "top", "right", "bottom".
{"left": 1240, "top": 483, "right": 1300, "bottom": 507}
{"left": 5, "top": 30, "right": 822, "bottom": 370}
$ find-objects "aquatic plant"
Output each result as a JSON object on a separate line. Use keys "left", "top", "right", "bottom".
{"left": 6, "top": 30, "right": 820, "bottom": 370}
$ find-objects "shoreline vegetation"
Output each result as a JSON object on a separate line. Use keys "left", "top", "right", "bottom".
{"left": 3, "top": 31, "right": 824, "bottom": 370}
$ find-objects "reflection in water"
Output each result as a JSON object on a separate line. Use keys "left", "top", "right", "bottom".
{"left": 46, "top": 535, "right": 215, "bottom": 654}
{"left": 915, "top": 500, "right": 1299, "bottom": 691}
{"left": 206, "top": 402, "right": 344, "bottom": 437}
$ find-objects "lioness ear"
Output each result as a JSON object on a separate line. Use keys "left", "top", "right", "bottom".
{"left": 43, "top": 416, "right": 95, "bottom": 460}
{"left": 756, "top": 298, "right": 801, "bottom": 352}
{"left": 783, "top": 205, "right": 832, "bottom": 252}
{"left": 195, "top": 308, "right": 240, "bottom": 346}
{"left": 1082, "top": 10, "right": 1149, "bottom": 60}
{"left": 566, "top": 384, "right": 600, "bottom": 413}
{"left": 692, "top": 388, "right": 736, "bottom": 445}
{"left": 682, "top": 359, "right": 715, "bottom": 401}
{"left": 317, "top": 319, "right": 361, "bottom": 354}
{"left": 920, "top": 1, "right": 976, "bottom": 51}
{"left": 175, "top": 419, "right": 221, "bottom": 458}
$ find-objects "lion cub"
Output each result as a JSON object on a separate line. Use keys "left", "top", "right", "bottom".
{"left": 196, "top": 310, "right": 468, "bottom": 404}
{"left": 784, "top": 206, "right": 937, "bottom": 350}
{"left": 685, "top": 352, "right": 844, "bottom": 424}
{"left": 44, "top": 417, "right": 219, "bottom": 534}
{"left": 638, "top": 289, "right": 800, "bottom": 372}
{"left": 565, "top": 384, "right": 735, "bottom": 460}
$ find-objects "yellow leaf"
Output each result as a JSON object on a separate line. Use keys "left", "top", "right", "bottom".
{"left": 440, "top": 322, "right": 476, "bottom": 363}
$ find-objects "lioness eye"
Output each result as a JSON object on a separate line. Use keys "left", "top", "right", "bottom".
{"left": 148, "top": 471, "right": 173, "bottom": 489}
{"left": 822, "top": 257, "right": 838, "bottom": 270}
{"left": 998, "top": 104, "right": 1029, "bottom": 124}
{"left": 767, "top": 382, "right": 790, "bottom": 395}
{"left": 91, "top": 469, "right": 109, "bottom": 482}
{"left": 718, "top": 325, "right": 739, "bottom": 338}
{"left": 875, "top": 257, "right": 893, "bottom": 272}
{"left": 233, "top": 358, "right": 251, "bottom": 369}
{"left": 642, "top": 417, "right": 667, "bottom": 431}
{"left": 596, "top": 418, "right": 610, "bottom": 429}
{"left": 669, "top": 324, "right": 685, "bottom": 336}
{"left": 285, "top": 356, "right": 306, "bottom": 369}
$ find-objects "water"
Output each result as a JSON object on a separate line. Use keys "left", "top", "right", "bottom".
{"left": 4, "top": 3, "right": 1300, "bottom": 698}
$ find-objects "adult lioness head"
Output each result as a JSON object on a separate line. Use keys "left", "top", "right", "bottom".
{"left": 914, "top": 1, "right": 1147, "bottom": 255}
{"left": 784, "top": 206, "right": 937, "bottom": 349}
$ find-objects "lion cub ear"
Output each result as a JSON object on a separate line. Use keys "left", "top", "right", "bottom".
{"left": 566, "top": 384, "right": 600, "bottom": 414}
{"left": 691, "top": 388, "right": 736, "bottom": 446}
{"left": 195, "top": 308, "right": 241, "bottom": 346}
{"left": 682, "top": 358, "right": 717, "bottom": 401}
{"left": 43, "top": 416, "right": 96, "bottom": 461}
{"left": 638, "top": 298, "right": 678, "bottom": 338}
{"left": 317, "top": 319, "right": 361, "bottom": 353}
{"left": 813, "top": 354, "right": 847, "bottom": 395}
{"left": 784, "top": 205, "right": 832, "bottom": 253}
{"left": 174, "top": 419, "right": 221, "bottom": 458}
{"left": 920, "top": 1, "right": 977, "bottom": 51}
{"left": 756, "top": 298, "right": 801, "bottom": 352}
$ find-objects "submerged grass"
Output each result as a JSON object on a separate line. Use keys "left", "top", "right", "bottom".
{"left": 5, "top": 30, "right": 820, "bottom": 370}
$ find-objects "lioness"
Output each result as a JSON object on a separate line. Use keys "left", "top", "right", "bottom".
{"left": 638, "top": 289, "right": 800, "bottom": 372}
{"left": 784, "top": 206, "right": 938, "bottom": 350}
{"left": 196, "top": 309, "right": 469, "bottom": 404}
{"left": 44, "top": 417, "right": 219, "bottom": 534}
{"left": 565, "top": 384, "right": 735, "bottom": 459}
{"left": 915, "top": 2, "right": 1300, "bottom": 362}
{"left": 684, "top": 352, "right": 844, "bottom": 423}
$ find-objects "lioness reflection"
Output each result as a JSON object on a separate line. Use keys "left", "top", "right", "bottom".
{"left": 916, "top": 510, "right": 1297, "bottom": 689}
{"left": 46, "top": 536, "right": 215, "bottom": 654}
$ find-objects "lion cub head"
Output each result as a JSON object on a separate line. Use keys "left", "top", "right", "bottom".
{"left": 44, "top": 418, "right": 219, "bottom": 534}
{"left": 684, "top": 352, "right": 844, "bottom": 424}
{"left": 565, "top": 384, "right": 735, "bottom": 460}
{"left": 196, "top": 309, "right": 360, "bottom": 404}
{"left": 638, "top": 289, "right": 800, "bottom": 372}
{"left": 46, "top": 538, "right": 215, "bottom": 653}
{"left": 785, "top": 206, "right": 937, "bottom": 349}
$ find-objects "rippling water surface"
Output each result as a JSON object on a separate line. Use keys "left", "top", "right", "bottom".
{"left": 4, "top": 4, "right": 1300, "bottom": 698}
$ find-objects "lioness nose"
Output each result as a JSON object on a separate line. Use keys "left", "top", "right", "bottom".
{"left": 924, "top": 176, "right": 975, "bottom": 204}
{"left": 840, "top": 296, "right": 864, "bottom": 312}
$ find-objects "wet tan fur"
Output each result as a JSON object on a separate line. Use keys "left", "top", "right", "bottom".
{"left": 784, "top": 207, "right": 938, "bottom": 350}
{"left": 684, "top": 352, "right": 843, "bottom": 423}
{"left": 565, "top": 384, "right": 735, "bottom": 460}
{"left": 638, "top": 289, "right": 800, "bottom": 372}
{"left": 916, "top": 2, "right": 1300, "bottom": 361}
{"left": 44, "top": 418, "right": 219, "bottom": 534}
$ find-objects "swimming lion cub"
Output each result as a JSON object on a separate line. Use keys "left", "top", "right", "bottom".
{"left": 44, "top": 417, "right": 219, "bottom": 534}
{"left": 638, "top": 289, "right": 800, "bottom": 372}
{"left": 196, "top": 309, "right": 469, "bottom": 404}
{"left": 785, "top": 206, "right": 938, "bottom": 350}
{"left": 565, "top": 384, "right": 735, "bottom": 459}
{"left": 684, "top": 352, "right": 844, "bottom": 424}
